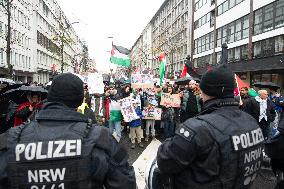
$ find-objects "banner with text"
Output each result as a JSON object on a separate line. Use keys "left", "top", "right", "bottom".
{"left": 131, "top": 74, "right": 154, "bottom": 89}
{"left": 160, "top": 93, "right": 181, "bottom": 108}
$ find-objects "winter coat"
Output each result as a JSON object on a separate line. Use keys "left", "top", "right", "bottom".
{"left": 180, "top": 89, "right": 200, "bottom": 123}
{"left": 128, "top": 107, "right": 143, "bottom": 128}
{"left": 244, "top": 97, "right": 276, "bottom": 124}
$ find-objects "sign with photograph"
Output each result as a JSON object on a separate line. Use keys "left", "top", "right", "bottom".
{"left": 131, "top": 74, "right": 154, "bottom": 89}
{"left": 119, "top": 97, "right": 139, "bottom": 122}
{"left": 143, "top": 107, "right": 161, "bottom": 120}
{"left": 160, "top": 93, "right": 181, "bottom": 108}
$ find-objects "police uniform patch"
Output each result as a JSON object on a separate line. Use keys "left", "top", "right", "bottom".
{"left": 176, "top": 126, "right": 195, "bottom": 142}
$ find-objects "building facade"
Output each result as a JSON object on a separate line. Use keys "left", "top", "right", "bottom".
{"left": 0, "top": 0, "right": 34, "bottom": 82}
{"left": 131, "top": 0, "right": 192, "bottom": 78}
{"left": 193, "top": 0, "right": 284, "bottom": 87}
{"left": 130, "top": 23, "right": 153, "bottom": 74}
{"left": 0, "top": 0, "right": 86, "bottom": 84}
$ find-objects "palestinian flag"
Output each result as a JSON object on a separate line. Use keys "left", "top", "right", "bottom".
{"left": 159, "top": 52, "right": 166, "bottom": 85}
{"left": 110, "top": 45, "right": 131, "bottom": 67}
{"left": 234, "top": 75, "right": 258, "bottom": 97}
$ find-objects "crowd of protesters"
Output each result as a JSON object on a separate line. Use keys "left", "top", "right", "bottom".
{"left": 1, "top": 78, "right": 283, "bottom": 148}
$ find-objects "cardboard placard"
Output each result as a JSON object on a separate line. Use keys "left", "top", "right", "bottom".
{"left": 119, "top": 97, "right": 139, "bottom": 122}
{"left": 143, "top": 107, "right": 161, "bottom": 120}
{"left": 160, "top": 93, "right": 181, "bottom": 108}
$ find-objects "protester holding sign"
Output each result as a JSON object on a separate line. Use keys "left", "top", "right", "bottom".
{"left": 161, "top": 86, "right": 175, "bottom": 138}
{"left": 144, "top": 89, "right": 159, "bottom": 141}
{"left": 128, "top": 93, "right": 144, "bottom": 149}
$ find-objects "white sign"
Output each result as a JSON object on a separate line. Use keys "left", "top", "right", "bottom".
{"left": 87, "top": 73, "right": 104, "bottom": 94}
{"left": 119, "top": 97, "right": 140, "bottom": 122}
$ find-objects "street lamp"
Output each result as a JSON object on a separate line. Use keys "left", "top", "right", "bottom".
{"left": 60, "top": 21, "right": 79, "bottom": 73}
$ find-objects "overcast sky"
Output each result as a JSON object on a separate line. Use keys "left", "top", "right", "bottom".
{"left": 58, "top": 0, "right": 165, "bottom": 72}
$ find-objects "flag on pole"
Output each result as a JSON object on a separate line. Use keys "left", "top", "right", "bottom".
{"left": 234, "top": 75, "right": 258, "bottom": 97}
{"left": 159, "top": 52, "right": 166, "bottom": 85}
{"left": 110, "top": 45, "right": 131, "bottom": 67}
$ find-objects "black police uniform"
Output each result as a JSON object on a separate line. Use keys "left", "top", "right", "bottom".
{"left": 157, "top": 98, "right": 265, "bottom": 189}
{"left": 0, "top": 102, "right": 136, "bottom": 189}
{"left": 265, "top": 112, "right": 284, "bottom": 188}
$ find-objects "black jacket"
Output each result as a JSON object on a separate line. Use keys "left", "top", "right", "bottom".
{"left": 0, "top": 102, "right": 136, "bottom": 189}
{"left": 157, "top": 98, "right": 264, "bottom": 189}
{"left": 244, "top": 97, "right": 276, "bottom": 123}
{"left": 180, "top": 89, "right": 199, "bottom": 123}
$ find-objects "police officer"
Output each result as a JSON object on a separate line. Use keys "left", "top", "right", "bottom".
{"left": 0, "top": 73, "right": 136, "bottom": 189}
{"left": 156, "top": 64, "right": 264, "bottom": 189}
{"left": 265, "top": 111, "right": 284, "bottom": 189}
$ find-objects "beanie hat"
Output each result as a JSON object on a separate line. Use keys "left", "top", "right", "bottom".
{"left": 200, "top": 64, "right": 235, "bottom": 98}
{"left": 47, "top": 73, "right": 84, "bottom": 108}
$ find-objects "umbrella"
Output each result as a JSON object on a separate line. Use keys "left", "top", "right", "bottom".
{"left": 0, "top": 78, "right": 15, "bottom": 84}
{"left": 2, "top": 85, "right": 48, "bottom": 104}
{"left": 253, "top": 82, "right": 280, "bottom": 89}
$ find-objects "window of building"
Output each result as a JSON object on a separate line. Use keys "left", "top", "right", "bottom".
{"left": 223, "top": 1, "right": 229, "bottom": 13}
{"left": 229, "top": 0, "right": 236, "bottom": 9}
{"left": 263, "top": 4, "right": 274, "bottom": 32}
{"left": 216, "top": 52, "right": 221, "bottom": 64}
{"left": 227, "top": 22, "right": 235, "bottom": 43}
{"left": 228, "top": 48, "right": 234, "bottom": 62}
{"left": 222, "top": 26, "right": 227, "bottom": 44}
{"left": 262, "top": 38, "right": 274, "bottom": 57}
{"left": 217, "top": 4, "right": 223, "bottom": 15}
{"left": 275, "top": 0, "right": 284, "bottom": 28}
{"left": 235, "top": 47, "right": 241, "bottom": 60}
{"left": 217, "top": 28, "right": 222, "bottom": 47}
{"left": 254, "top": 9, "right": 263, "bottom": 35}
{"left": 235, "top": 19, "right": 242, "bottom": 41}
{"left": 253, "top": 41, "right": 262, "bottom": 58}
{"left": 210, "top": 32, "right": 214, "bottom": 49}
{"left": 241, "top": 45, "right": 248, "bottom": 60}
{"left": 242, "top": 16, "right": 249, "bottom": 39}
{"left": 275, "top": 35, "right": 284, "bottom": 54}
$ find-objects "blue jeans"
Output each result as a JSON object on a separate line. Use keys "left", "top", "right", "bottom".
{"left": 109, "top": 121, "right": 122, "bottom": 139}
{"left": 161, "top": 121, "right": 175, "bottom": 138}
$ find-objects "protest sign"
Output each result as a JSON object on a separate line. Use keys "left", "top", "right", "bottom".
{"left": 143, "top": 107, "right": 161, "bottom": 120}
{"left": 131, "top": 74, "right": 154, "bottom": 89}
{"left": 160, "top": 93, "right": 181, "bottom": 107}
{"left": 87, "top": 73, "right": 104, "bottom": 94}
{"left": 119, "top": 97, "right": 139, "bottom": 122}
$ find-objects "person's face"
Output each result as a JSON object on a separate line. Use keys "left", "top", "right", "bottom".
{"left": 167, "top": 87, "right": 173, "bottom": 93}
{"left": 31, "top": 95, "right": 39, "bottom": 104}
{"left": 260, "top": 92, "right": 268, "bottom": 100}
{"left": 240, "top": 88, "right": 248, "bottom": 96}
{"left": 188, "top": 82, "right": 195, "bottom": 90}
{"left": 125, "top": 87, "right": 130, "bottom": 93}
